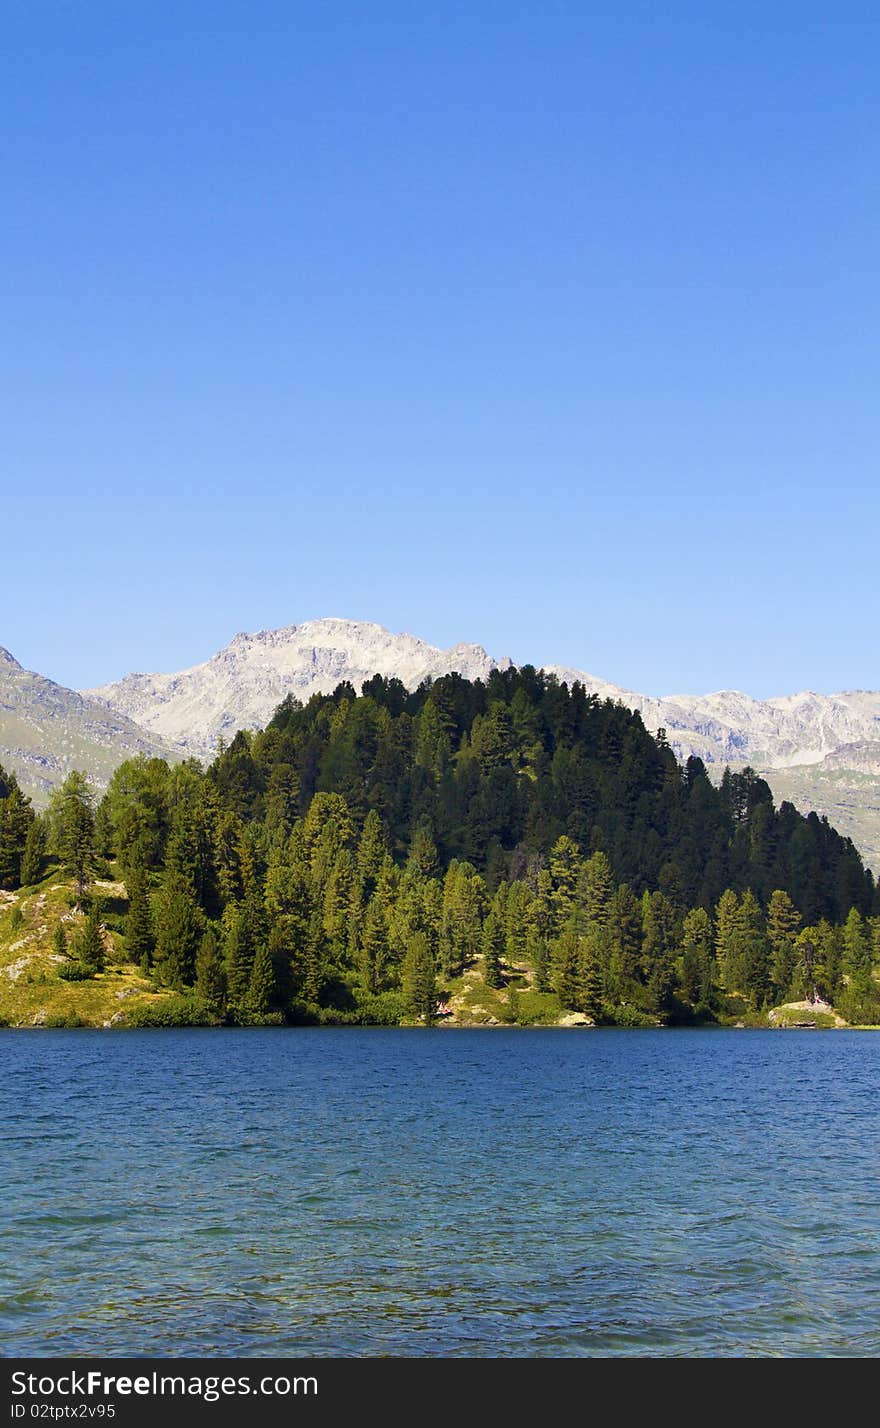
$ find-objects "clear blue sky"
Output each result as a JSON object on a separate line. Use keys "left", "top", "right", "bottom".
{"left": 3, "top": 2, "right": 878, "bottom": 698}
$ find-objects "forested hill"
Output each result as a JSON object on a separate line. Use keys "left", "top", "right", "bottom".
{"left": 212, "top": 668, "right": 874, "bottom": 923}
{"left": 2, "top": 667, "right": 877, "bottom": 1030}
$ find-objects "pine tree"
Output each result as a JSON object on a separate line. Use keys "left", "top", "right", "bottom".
{"left": 680, "top": 906, "right": 715, "bottom": 1008}
{"left": 407, "top": 823, "right": 440, "bottom": 880}
{"left": 153, "top": 871, "right": 202, "bottom": 988}
{"left": 714, "top": 889, "right": 741, "bottom": 988}
{"left": 194, "top": 927, "right": 226, "bottom": 1017}
{"left": 49, "top": 771, "right": 96, "bottom": 898}
{"left": 553, "top": 927, "right": 582, "bottom": 1010}
{"left": 526, "top": 926, "right": 551, "bottom": 992}
{"left": 356, "top": 810, "right": 388, "bottom": 900}
{"left": 402, "top": 931, "right": 437, "bottom": 1024}
{"left": 642, "top": 891, "right": 679, "bottom": 1015}
{"left": 614, "top": 885, "right": 646, "bottom": 975}
{"left": 53, "top": 922, "right": 68, "bottom": 960}
{"left": 76, "top": 904, "right": 105, "bottom": 974}
{"left": 735, "top": 890, "right": 771, "bottom": 1008}
{"left": 322, "top": 849, "right": 355, "bottom": 966}
{"left": 358, "top": 897, "right": 390, "bottom": 996}
{"left": 503, "top": 880, "right": 531, "bottom": 968}
{"left": 223, "top": 899, "right": 257, "bottom": 1009}
{"left": 549, "top": 836, "right": 581, "bottom": 932}
{"left": 579, "top": 850, "right": 615, "bottom": 930}
{"left": 0, "top": 778, "right": 35, "bottom": 890}
{"left": 482, "top": 910, "right": 504, "bottom": 988}
{"left": 248, "top": 940, "right": 276, "bottom": 1018}
{"left": 298, "top": 911, "right": 328, "bottom": 1004}
{"left": 768, "top": 889, "right": 800, "bottom": 1001}
{"left": 794, "top": 927, "right": 819, "bottom": 1000}
{"left": 578, "top": 923, "right": 605, "bottom": 1019}
{"left": 19, "top": 817, "right": 45, "bottom": 887}
{"left": 414, "top": 700, "right": 453, "bottom": 779}
{"left": 125, "top": 865, "right": 154, "bottom": 969}
{"left": 843, "top": 907, "right": 872, "bottom": 985}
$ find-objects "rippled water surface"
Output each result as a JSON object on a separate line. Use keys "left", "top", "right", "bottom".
{"left": 2, "top": 1028, "right": 879, "bottom": 1357}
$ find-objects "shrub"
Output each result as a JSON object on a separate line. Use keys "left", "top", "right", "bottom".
{"left": 835, "top": 984, "right": 880, "bottom": 1027}
{"left": 124, "top": 995, "right": 212, "bottom": 1028}
{"left": 611, "top": 1003, "right": 658, "bottom": 1029}
{"left": 58, "top": 962, "right": 95, "bottom": 981}
{"left": 354, "top": 991, "right": 404, "bottom": 1026}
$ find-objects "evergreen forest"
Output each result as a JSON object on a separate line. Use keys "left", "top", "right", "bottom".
{"left": 1, "top": 667, "right": 878, "bottom": 1028}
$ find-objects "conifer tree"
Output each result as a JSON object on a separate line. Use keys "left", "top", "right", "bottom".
{"left": 482, "top": 910, "right": 504, "bottom": 988}
{"left": 549, "top": 836, "right": 581, "bottom": 932}
{"left": 223, "top": 899, "right": 257, "bottom": 1009}
{"left": 503, "top": 880, "right": 531, "bottom": 968}
{"left": 553, "top": 927, "right": 582, "bottom": 1010}
{"left": 76, "top": 903, "right": 105, "bottom": 974}
{"left": 154, "top": 871, "right": 202, "bottom": 988}
{"left": 578, "top": 923, "right": 605, "bottom": 1019}
{"left": 49, "top": 771, "right": 96, "bottom": 898}
{"left": 408, "top": 823, "right": 440, "bottom": 880}
{"left": 358, "top": 898, "right": 390, "bottom": 996}
{"left": 356, "top": 810, "right": 388, "bottom": 900}
{"left": 402, "top": 931, "right": 437, "bottom": 1024}
{"left": 768, "top": 889, "right": 800, "bottom": 1001}
{"left": 642, "top": 891, "right": 679, "bottom": 1014}
{"left": 526, "top": 926, "right": 551, "bottom": 992}
{"left": 843, "top": 907, "right": 872, "bottom": 984}
{"left": 611, "top": 884, "right": 643, "bottom": 984}
{"left": 53, "top": 922, "right": 68, "bottom": 960}
{"left": 298, "top": 911, "right": 328, "bottom": 1004}
{"left": 248, "top": 940, "right": 276, "bottom": 1019}
{"left": 125, "top": 865, "right": 154, "bottom": 970}
{"left": 714, "top": 889, "right": 741, "bottom": 988}
{"left": 794, "top": 927, "right": 819, "bottom": 1000}
{"left": 194, "top": 927, "right": 226, "bottom": 1017}
{"left": 579, "top": 850, "right": 615, "bottom": 930}
{"left": 0, "top": 776, "right": 34, "bottom": 890}
{"left": 680, "top": 906, "right": 715, "bottom": 1007}
{"left": 735, "top": 890, "right": 771, "bottom": 1008}
{"left": 19, "top": 818, "right": 46, "bottom": 888}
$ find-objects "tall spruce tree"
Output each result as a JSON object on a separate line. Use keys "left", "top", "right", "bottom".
{"left": 76, "top": 904, "right": 105, "bottom": 974}
{"left": 402, "top": 931, "right": 437, "bottom": 1024}
{"left": 0, "top": 777, "right": 35, "bottom": 890}
{"left": 248, "top": 940, "right": 276, "bottom": 1019}
{"left": 768, "top": 890, "right": 800, "bottom": 1001}
{"left": 153, "top": 871, "right": 202, "bottom": 988}
{"left": 125, "top": 865, "right": 154, "bottom": 970}
{"left": 19, "top": 818, "right": 45, "bottom": 888}
{"left": 195, "top": 927, "right": 226, "bottom": 1017}
{"left": 50, "top": 771, "right": 96, "bottom": 898}
{"left": 482, "top": 910, "right": 504, "bottom": 989}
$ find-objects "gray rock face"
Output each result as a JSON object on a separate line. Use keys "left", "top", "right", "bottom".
{"left": 84, "top": 619, "right": 511, "bottom": 760}
{"left": 0, "top": 648, "right": 174, "bottom": 806}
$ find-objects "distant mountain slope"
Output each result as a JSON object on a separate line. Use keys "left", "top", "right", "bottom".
{"left": 82, "top": 618, "right": 880, "bottom": 871}
{"left": 86, "top": 618, "right": 880, "bottom": 771}
{"left": 545, "top": 668, "right": 880, "bottom": 771}
{"left": 85, "top": 619, "right": 509, "bottom": 759}
{"left": 0, "top": 647, "right": 175, "bottom": 806}
{"left": 759, "top": 753, "right": 880, "bottom": 875}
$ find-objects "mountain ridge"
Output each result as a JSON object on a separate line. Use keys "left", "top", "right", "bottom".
{"left": 2, "top": 619, "right": 878, "bottom": 870}
{"left": 0, "top": 648, "right": 175, "bottom": 806}
{"left": 80, "top": 618, "right": 880, "bottom": 872}
{"left": 84, "top": 617, "right": 880, "bottom": 773}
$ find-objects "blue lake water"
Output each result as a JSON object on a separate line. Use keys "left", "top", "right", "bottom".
{"left": 2, "top": 1028, "right": 879, "bottom": 1358}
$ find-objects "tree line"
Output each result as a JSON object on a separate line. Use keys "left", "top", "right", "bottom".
{"left": 1, "top": 666, "right": 877, "bottom": 1025}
